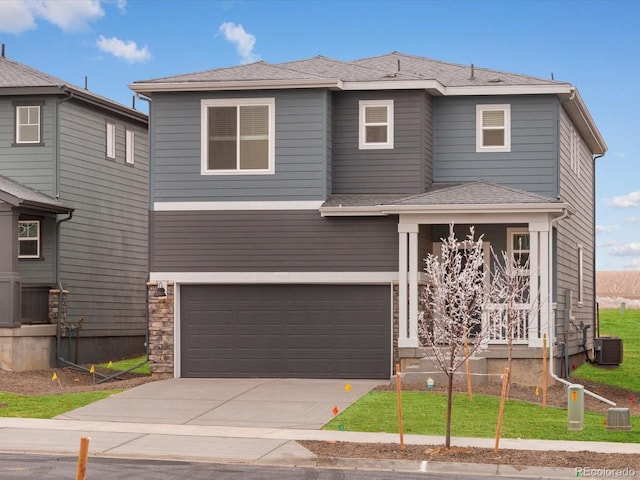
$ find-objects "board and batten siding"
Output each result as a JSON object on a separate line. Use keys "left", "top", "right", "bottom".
{"left": 151, "top": 210, "right": 398, "bottom": 272}
{"left": 433, "top": 95, "right": 559, "bottom": 198}
{"left": 332, "top": 90, "right": 430, "bottom": 194}
{"left": 0, "top": 97, "right": 57, "bottom": 196}
{"left": 555, "top": 106, "right": 595, "bottom": 355}
{"left": 57, "top": 100, "right": 148, "bottom": 337}
{"left": 151, "top": 90, "right": 330, "bottom": 202}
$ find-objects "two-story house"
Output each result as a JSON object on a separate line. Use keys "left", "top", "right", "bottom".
{"left": 131, "top": 52, "right": 606, "bottom": 384}
{"left": 0, "top": 52, "right": 149, "bottom": 371}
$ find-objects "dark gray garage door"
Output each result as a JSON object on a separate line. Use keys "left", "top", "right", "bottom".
{"left": 180, "top": 284, "right": 391, "bottom": 379}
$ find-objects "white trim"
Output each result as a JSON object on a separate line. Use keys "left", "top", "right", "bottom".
{"left": 200, "top": 98, "right": 275, "bottom": 175}
{"left": 150, "top": 271, "right": 398, "bottom": 284}
{"left": 398, "top": 231, "right": 408, "bottom": 345}
{"left": 16, "top": 105, "right": 41, "bottom": 144}
{"left": 18, "top": 219, "right": 40, "bottom": 259}
{"left": 173, "top": 284, "right": 181, "bottom": 378}
{"left": 507, "top": 227, "right": 530, "bottom": 271}
{"left": 106, "top": 121, "right": 116, "bottom": 159}
{"left": 476, "top": 104, "right": 511, "bottom": 153}
{"left": 577, "top": 244, "right": 584, "bottom": 306}
{"left": 154, "top": 200, "right": 324, "bottom": 211}
{"left": 359, "top": 100, "right": 394, "bottom": 149}
{"left": 125, "top": 129, "right": 135, "bottom": 165}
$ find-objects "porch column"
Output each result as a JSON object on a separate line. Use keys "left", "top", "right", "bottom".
{"left": 398, "top": 223, "right": 419, "bottom": 348}
{"left": 528, "top": 223, "right": 550, "bottom": 348}
{"left": 0, "top": 205, "right": 21, "bottom": 327}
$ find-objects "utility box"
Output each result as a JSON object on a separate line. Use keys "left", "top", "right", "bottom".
{"left": 567, "top": 384, "right": 584, "bottom": 431}
{"left": 607, "top": 408, "right": 632, "bottom": 430}
{"left": 594, "top": 337, "right": 623, "bottom": 366}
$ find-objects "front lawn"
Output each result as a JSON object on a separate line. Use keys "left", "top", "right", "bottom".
{"left": 0, "top": 390, "right": 121, "bottom": 418}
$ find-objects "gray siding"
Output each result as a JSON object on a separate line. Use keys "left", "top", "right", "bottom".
{"left": 151, "top": 90, "right": 329, "bottom": 202}
{"left": 151, "top": 210, "right": 398, "bottom": 272}
{"left": 433, "top": 95, "right": 559, "bottom": 198}
{"left": 555, "top": 106, "right": 595, "bottom": 356}
{"left": 0, "top": 97, "right": 56, "bottom": 196}
{"left": 332, "top": 90, "right": 429, "bottom": 194}
{"left": 17, "top": 215, "right": 57, "bottom": 284}
{"left": 57, "top": 100, "right": 148, "bottom": 337}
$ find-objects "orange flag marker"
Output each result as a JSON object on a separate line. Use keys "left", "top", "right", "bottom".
{"left": 332, "top": 406, "right": 339, "bottom": 415}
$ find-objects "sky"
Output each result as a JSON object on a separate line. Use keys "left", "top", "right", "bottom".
{"left": 0, "top": 0, "right": 638, "bottom": 271}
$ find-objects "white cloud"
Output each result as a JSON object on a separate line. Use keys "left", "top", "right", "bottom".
{"left": 96, "top": 35, "right": 151, "bottom": 63}
{"left": 607, "top": 191, "right": 640, "bottom": 208}
{"left": 218, "top": 22, "right": 260, "bottom": 64}
{"left": 0, "top": 1, "right": 36, "bottom": 33}
{"left": 0, "top": 0, "right": 104, "bottom": 34}
{"left": 624, "top": 216, "right": 640, "bottom": 223}
{"left": 104, "top": 0, "right": 126, "bottom": 13}
{"left": 595, "top": 225, "right": 618, "bottom": 234}
{"left": 609, "top": 242, "right": 640, "bottom": 257}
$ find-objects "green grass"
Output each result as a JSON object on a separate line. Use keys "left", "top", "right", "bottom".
{"left": 98, "top": 356, "right": 149, "bottom": 375}
{"left": 0, "top": 390, "right": 122, "bottom": 418}
{"left": 327, "top": 308, "right": 639, "bottom": 443}
{"left": 571, "top": 309, "right": 640, "bottom": 390}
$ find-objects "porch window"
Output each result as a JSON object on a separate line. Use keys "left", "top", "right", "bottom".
{"left": 476, "top": 104, "right": 510, "bottom": 152}
{"left": 19, "top": 220, "right": 40, "bottom": 259}
{"left": 16, "top": 105, "right": 42, "bottom": 144}
{"left": 359, "top": 100, "right": 394, "bottom": 149}
{"left": 201, "top": 98, "right": 275, "bottom": 174}
{"left": 508, "top": 229, "right": 530, "bottom": 271}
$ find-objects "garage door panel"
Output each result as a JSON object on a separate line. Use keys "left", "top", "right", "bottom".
{"left": 181, "top": 284, "right": 390, "bottom": 378}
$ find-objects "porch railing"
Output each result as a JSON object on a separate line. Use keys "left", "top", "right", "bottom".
{"left": 483, "top": 303, "right": 530, "bottom": 344}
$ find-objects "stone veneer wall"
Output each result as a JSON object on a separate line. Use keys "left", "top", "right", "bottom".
{"left": 48, "top": 289, "right": 68, "bottom": 325}
{"left": 147, "top": 281, "right": 174, "bottom": 375}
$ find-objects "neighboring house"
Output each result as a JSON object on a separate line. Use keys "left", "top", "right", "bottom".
{"left": 0, "top": 52, "right": 149, "bottom": 371}
{"left": 131, "top": 52, "right": 606, "bottom": 383}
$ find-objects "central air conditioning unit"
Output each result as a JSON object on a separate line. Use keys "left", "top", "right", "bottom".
{"left": 593, "top": 337, "right": 623, "bottom": 366}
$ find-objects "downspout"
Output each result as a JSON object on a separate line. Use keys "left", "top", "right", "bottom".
{"left": 592, "top": 153, "right": 605, "bottom": 339}
{"left": 549, "top": 211, "right": 615, "bottom": 406}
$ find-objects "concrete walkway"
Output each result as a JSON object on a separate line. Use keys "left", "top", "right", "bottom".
{"left": 0, "top": 378, "right": 637, "bottom": 478}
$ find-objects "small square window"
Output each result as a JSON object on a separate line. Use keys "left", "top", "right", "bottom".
{"left": 359, "top": 100, "right": 394, "bottom": 150}
{"left": 476, "top": 104, "right": 510, "bottom": 152}
{"left": 19, "top": 220, "right": 40, "bottom": 259}
{"left": 16, "top": 105, "right": 41, "bottom": 144}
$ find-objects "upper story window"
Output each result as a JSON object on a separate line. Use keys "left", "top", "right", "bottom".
{"left": 476, "top": 104, "right": 510, "bottom": 152}
{"left": 106, "top": 121, "right": 116, "bottom": 159}
{"left": 569, "top": 124, "right": 581, "bottom": 177}
{"left": 125, "top": 129, "right": 135, "bottom": 165}
{"left": 201, "top": 98, "right": 275, "bottom": 175}
{"left": 359, "top": 100, "right": 394, "bottom": 149}
{"left": 19, "top": 220, "right": 40, "bottom": 259}
{"left": 15, "top": 105, "right": 42, "bottom": 144}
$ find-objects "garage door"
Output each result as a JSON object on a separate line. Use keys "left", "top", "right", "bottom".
{"left": 180, "top": 284, "right": 391, "bottom": 379}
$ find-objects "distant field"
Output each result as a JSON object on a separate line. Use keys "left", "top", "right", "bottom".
{"left": 596, "top": 270, "right": 640, "bottom": 308}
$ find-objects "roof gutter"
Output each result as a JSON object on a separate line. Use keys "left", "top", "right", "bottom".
{"left": 129, "top": 78, "right": 344, "bottom": 94}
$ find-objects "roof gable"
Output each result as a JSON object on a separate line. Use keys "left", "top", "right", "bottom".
{"left": 0, "top": 175, "right": 72, "bottom": 213}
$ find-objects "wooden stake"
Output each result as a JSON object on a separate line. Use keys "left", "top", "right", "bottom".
{"left": 542, "top": 334, "right": 548, "bottom": 411}
{"left": 494, "top": 367, "right": 509, "bottom": 453}
{"left": 395, "top": 363, "right": 405, "bottom": 450}
{"left": 75, "top": 436, "right": 90, "bottom": 480}
{"left": 464, "top": 338, "right": 473, "bottom": 402}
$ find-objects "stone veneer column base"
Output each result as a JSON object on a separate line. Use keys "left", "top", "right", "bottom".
{"left": 147, "top": 281, "right": 174, "bottom": 375}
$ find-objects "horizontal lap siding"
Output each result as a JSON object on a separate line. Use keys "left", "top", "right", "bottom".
{"left": 151, "top": 210, "right": 398, "bottom": 272}
{"left": 58, "top": 101, "right": 149, "bottom": 336}
{"left": 151, "top": 90, "right": 329, "bottom": 202}
{"left": 434, "top": 95, "right": 558, "bottom": 198}
{"left": 332, "top": 91, "right": 427, "bottom": 194}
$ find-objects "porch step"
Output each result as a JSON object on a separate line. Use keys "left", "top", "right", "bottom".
{"left": 399, "top": 355, "right": 489, "bottom": 386}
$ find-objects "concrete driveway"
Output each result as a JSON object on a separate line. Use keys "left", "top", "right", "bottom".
{"left": 55, "top": 378, "right": 384, "bottom": 429}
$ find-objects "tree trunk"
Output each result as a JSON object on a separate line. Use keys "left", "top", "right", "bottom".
{"left": 445, "top": 372, "right": 454, "bottom": 448}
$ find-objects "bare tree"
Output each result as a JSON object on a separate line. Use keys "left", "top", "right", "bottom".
{"left": 418, "top": 225, "right": 490, "bottom": 448}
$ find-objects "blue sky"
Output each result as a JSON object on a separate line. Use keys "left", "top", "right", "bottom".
{"left": 1, "top": 0, "right": 638, "bottom": 270}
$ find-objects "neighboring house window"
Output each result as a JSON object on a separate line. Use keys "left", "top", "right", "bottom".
{"left": 125, "top": 129, "right": 135, "bottom": 165}
{"left": 577, "top": 245, "right": 584, "bottom": 306}
{"left": 106, "top": 121, "right": 116, "bottom": 159}
{"left": 18, "top": 220, "right": 40, "bottom": 258}
{"left": 508, "top": 228, "right": 530, "bottom": 271}
{"left": 359, "top": 100, "right": 394, "bottom": 149}
{"left": 476, "top": 104, "right": 510, "bottom": 152}
{"left": 201, "top": 98, "right": 275, "bottom": 174}
{"left": 15, "top": 105, "right": 41, "bottom": 144}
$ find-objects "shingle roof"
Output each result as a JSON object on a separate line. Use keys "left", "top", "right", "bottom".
{"left": 0, "top": 175, "right": 72, "bottom": 213}
{"left": 135, "top": 51, "right": 564, "bottom": 87}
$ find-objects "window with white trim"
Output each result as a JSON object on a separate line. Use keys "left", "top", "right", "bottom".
{"left": 359, "top": 100, "right": 394, "bottom": 149}
{"left": 125, "top": 129, "right": 135, "bottom": 164}
{"left": 106, "top": 121, "right": 116, "bottom": 159}
{"left": 476, "top": 104, "right": 510, "bottom": 152}
{"left": 201, "top": 98, "right": 275, "bottom": 174}
{"left": 507, "top": 228, "right": 530, "bottom": 271}
{"left": 19, "top": 220, "right": 40, "bottom": 259}
{"left": 569, "top": 124, "right": 581, "bottom": 176}
{"left": 577, "top": 245, "right": 584, "bottom": 305}
{"left": 16, "top": 105, "right": 41, "bottom": 144}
